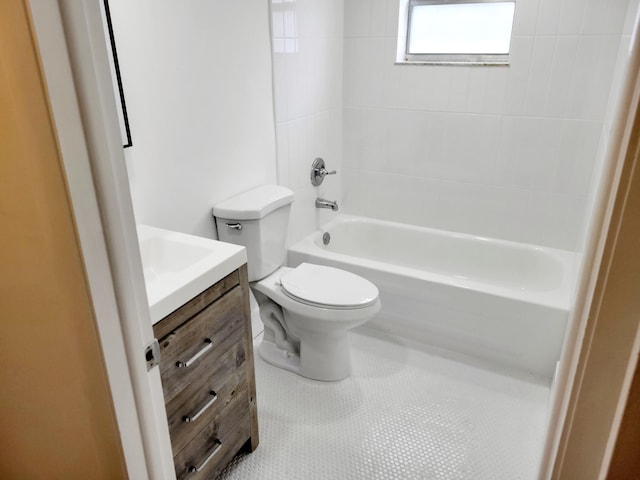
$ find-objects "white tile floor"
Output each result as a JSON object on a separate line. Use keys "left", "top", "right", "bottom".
{"left": 219, "top": 327, "right": 550, "bottom": 480}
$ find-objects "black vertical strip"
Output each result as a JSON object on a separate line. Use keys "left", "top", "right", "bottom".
{"left": 103, "top": 0, "right": 133, "bottom": 148}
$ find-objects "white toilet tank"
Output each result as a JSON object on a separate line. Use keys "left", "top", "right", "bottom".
{"left": 213, "top": 185, "right": 294, "bottom": 282}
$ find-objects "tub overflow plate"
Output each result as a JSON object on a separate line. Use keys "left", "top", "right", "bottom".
{"left": 323, "top": 232, "right": 331, "bottom": 245}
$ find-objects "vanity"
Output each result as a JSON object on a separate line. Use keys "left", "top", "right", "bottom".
{"left": 138, "top": 225, "right": 258, "bottom": 479}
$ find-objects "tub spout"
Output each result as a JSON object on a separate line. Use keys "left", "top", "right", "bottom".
{"left": 315, "top": 197, "right": 338, "bottom": 211}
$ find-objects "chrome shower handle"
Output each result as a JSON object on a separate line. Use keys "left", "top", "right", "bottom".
{"left": 319, "top": 168, "right": 336, "bottom": 178}
{"left": 311, "top": 157, "right": 337, "bottom": 186}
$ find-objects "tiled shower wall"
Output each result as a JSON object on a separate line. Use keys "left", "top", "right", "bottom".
{"left": 271, "top": 0, "right": 345, "bottom": 245}
{"left": 342, "top": 0, "right": 634, "bottom": 250}
{"left": 579, "top": 1, "right": 639, "bottom": 251}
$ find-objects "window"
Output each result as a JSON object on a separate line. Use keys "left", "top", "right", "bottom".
{"left": 400, "top": 0, "right": 515, "bottom": 65}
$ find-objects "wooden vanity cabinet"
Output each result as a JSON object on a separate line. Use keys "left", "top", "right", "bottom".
{"left": 153, "top": 265, "right": 258, "bottom": 479}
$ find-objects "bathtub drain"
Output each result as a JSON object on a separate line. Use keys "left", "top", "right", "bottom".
{"left": 322, "top": 232, "right": 331, "bottom": 245}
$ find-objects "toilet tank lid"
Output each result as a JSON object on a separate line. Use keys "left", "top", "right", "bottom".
{"left": 213, "top": 185, "right": 294, "bottom": 220}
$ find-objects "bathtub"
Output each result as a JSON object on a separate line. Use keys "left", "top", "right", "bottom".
{"left": 288, "top": 214, "right": 579, "bottom": 381}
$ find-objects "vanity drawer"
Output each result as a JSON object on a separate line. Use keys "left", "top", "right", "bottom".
{"left": 173, "top": 386, "right": 251, "bottom": 480}
{"left": 166, "top": 342, "right": 247, "bottom": 455}
{"left": 153, "top": 270, "right": 240, "bottom": 340}
{"left": 157, "top": 286, "right": 246, "bottom": 404}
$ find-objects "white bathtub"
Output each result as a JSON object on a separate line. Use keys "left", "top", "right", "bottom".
{"left": 288, "top": 215, "right": 579, "bottom": 381}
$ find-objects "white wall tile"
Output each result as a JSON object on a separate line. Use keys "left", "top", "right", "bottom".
{"left": 417, "top": 66, "right": 454, "bottom": 112}
{"left": 288, "top": 183, "right": 318, "bottom": 245}
{"left": 297, "top": 0, "right": 343, "bottom": 39}
{"left": 524, "top": 36, "right": 556, "bottom": 117}
{"left": 536, "top": 0, "right": 560, "bottom": 35}
{"left": 384, "top": 62, "right": 419, "bottom": 109}
{"left": 350, "top": 37, "right": 387, "bottom": 108}
{"left": 512, "top": 0, "right": 540, "bottom": 36}
{"left": 543, "top": 35, "right": 579, "bottom": 118}
{"left": 606, "top": 0, "right": 633, "bottom": 35}
{"left": 284, "top": 47, "right": 305, "bottom": 119}
{"left": 271, "top": 1, "right": 285, "bottom": 38}
{"left": 438, "top": 114, "right": 502, "bottom": 185}
{"left": 581, "top": 0, "right": 610, "bottom": 34}
{"left": 283, "top": 3, "right": 297, "bottom": 38}
{"left": 381, "top": 110, "right": 431, "bottom": 177}
{"left": 624, "top": 0, "right": 639, "bottom": 34}
{"left": 272, "top": 51, "right": 289, "bottom": 122}
{"left": 370, "top": 0, "right": 388, "bottom": 37}
{"left": 557, "top": 0, "right": 586, "bottom": 35}
{"left": 447, "top": 68, "right": 471, "bottom": 113}
{"left": 584, "top": 0, "right": 634, "bottom": 35}
{"left": 503, "top": 36, "right": 535, "bottom": 115}
{"left": 415, "top": 112, "right": 449, "bottom": 177}
{"left": 285, "top": 119, "right": 303, "bottom": 187}
{"left": 275, "top": 123, "right": 290, "bottom": 187}
{"left": 524, "top": 191, "right": 573, "bottom": 248}
{"left": 465, "top": 67, "right": 489, "bottom": 114}
{"left": 385, "top": 0, "right": 402, "bottom": 38}
{"left": 483, "top": 67, "right": 509, "bottom": 114}
{"left": 342, "top": 38, "right": 356, "bottom": 108}
{"left": 582, "top": 35, "right": 627, "bottom": 120}
{"left": 356, "top": 109, "right": 390, "bottom": 173}
{"left": 565, "top": 35, "right": 604, "bottom": 119}
{"left": 552, "top": 120, "right": 601, "bottom": 196}
{"left": 497, "top": 117, "right": 563, "bottom": 192}
{"left": 342, "top": 108, "right": 364, "bottom": 171}
{"left": 344, "top": 0, "right": 371, "bottom": 38}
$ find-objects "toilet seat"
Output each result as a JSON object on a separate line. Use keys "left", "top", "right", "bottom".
{"left": 280, "top": 263, "right": 378, "bottom": 309}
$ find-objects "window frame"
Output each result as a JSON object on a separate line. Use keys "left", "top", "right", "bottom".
{"left": 404, "top": 0, "right": 515, "bottom": 65}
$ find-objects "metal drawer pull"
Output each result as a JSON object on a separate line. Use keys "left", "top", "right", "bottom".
{"left": 183, "top": 391, "right": 217, "bottom": 423}
{"left": 176, "top": 338, "right": 212, "bottom": 368}
{"left": 188, "top": 440, "right": 222, "bottom": 473}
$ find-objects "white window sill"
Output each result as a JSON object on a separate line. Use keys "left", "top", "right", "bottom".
{"left": 394, "top": 60, "right": 510, "bottom": 67}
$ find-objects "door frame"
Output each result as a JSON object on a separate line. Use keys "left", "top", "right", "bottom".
{"left": 27, "top": 1, "right": 175, "bottom": 478}
{"left": 542, "top": 25, "right": 640, "bottom": 477}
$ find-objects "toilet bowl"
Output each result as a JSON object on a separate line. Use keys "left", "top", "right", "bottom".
{"left": 253, "top": 264, "right": 380, "bottom": 381}
{"left": 213, "top": 184, "right": 381, "bottom": 381}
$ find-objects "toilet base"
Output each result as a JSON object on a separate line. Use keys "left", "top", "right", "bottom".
{"left": 258, "top": 329, "right": 353, "bottom": 382}
{"left": 258, "top": 339, "right": 301, "bottom": 376}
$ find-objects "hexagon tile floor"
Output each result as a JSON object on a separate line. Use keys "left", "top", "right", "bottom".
{"left": 218, "top": 327, "right": 550, "bottom": 480}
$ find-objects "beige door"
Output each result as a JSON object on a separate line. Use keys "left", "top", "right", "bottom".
{"left": 0, "top": 2, "right": 127, "bottom": 478}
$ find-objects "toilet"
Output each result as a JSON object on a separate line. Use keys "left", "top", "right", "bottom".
{"left": 213, "top": 185, "right": 380, "bottom": 381}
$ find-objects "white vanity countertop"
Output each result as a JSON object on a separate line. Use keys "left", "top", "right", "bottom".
{"left": 137, "top": 225, "right": 247, "bottom": 324}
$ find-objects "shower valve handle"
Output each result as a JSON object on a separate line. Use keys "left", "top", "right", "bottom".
{"left": 319, "top": 168, "right": 336, "bottom": 177}
{"left": 311, "top": 157, "right": 337, "bottom": 186}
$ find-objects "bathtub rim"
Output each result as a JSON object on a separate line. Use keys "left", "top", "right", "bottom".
{"left": 288, "top": 214, "right": 579, "bottom": 312}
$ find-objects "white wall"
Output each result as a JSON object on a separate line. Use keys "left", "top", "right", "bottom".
{"left": 343, "top": 0, "right": 632, "bottom": 251}
{"left": 270, "top": 0, "right": 345, "bottom": 245}
{"left": 577, "top": 0, "right": 639, "bottom": 251}
{"left": 109, "top": 0, "right": 277, "bottom": 239}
